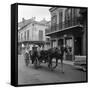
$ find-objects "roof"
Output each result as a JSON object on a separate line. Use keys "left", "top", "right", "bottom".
{"left": 18, "top": 18, "right": 32, "bottom": 28}
{"left": 49, "top": 7, "right": 58, "bottom": 12}
{"left": 18, "top": 18, "right": 51, "bottom": 31}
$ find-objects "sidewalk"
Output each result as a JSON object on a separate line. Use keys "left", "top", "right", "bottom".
{"left": 63, "top": 60, "right": 74, "bottom": 66}
{"left": 53, "top": 59, "right": 74, "bottom": 66}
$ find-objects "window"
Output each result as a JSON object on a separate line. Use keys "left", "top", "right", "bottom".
{"left": 52, "top": 40, "right": 57, "bottom": 48}
{"left": 21, "top": 33, "right": 23, "bottom": 41}
{"left": 59, "top": 11, "right": 63, "bottom": 29}
{"left": 27, "top": 30, "right": 29, "bottom": 40}
{"left": 65, "top": 8, "right": 71, "bottom": 20}
{"left": 66, "top": 38, "right": 73, "bottom": 55}
{"left": 24, "top": 31, "right": 26, "bottom": 41}
{"left": 51, "top": 15, "right": 57, "bottom": 31}
{"left": 65, "top": 8, "right": 72, "bottom": 27}
{"left": 71, "top": 8, "right": 78, "bottom": 25}
{"left": 39, "top": 30, "right": 43, "bottom": 41}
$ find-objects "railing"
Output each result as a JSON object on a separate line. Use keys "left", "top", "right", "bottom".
{"left": 45, "top": 17, "right": 81, "bottom": 34}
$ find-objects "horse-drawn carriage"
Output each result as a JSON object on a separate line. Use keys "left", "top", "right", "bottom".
{"left": 24, "top": 45, "right": 68, "bottom": 71}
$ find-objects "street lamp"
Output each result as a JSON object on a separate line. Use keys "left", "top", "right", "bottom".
{"left": 63, "top": 34, "right": 67, "bottom": 47}
{"left": 22, "top": 43, "right": 24, "bottom": 48}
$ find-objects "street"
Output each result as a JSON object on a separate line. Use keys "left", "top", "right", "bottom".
{"left": 18, "top": 55, "right": 87, "bottom": 85}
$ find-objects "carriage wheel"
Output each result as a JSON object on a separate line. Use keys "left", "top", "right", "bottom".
{"left": 49, "top": 58, "right": 57, "bottom": 70}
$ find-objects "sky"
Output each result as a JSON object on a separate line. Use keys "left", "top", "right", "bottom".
{"left": 18, "top": 5, "right": 52, "bottom": 22}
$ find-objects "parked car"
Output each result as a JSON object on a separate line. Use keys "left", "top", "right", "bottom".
{"left": 73, "top": 56, "right": 86, "bottom": 71}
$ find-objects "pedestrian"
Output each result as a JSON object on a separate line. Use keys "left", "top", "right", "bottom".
{"left": 24, "top": 48, "right": 30, "bottom": 66}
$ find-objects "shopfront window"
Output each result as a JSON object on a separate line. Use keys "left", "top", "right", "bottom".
{"left": 52, "top": 40, "right": 57, "bottom": 48}
{"left": 66, "top": 38, "right": 73, "bottom": 55}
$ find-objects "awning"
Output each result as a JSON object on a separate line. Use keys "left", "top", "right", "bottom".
{"left": 46, "top": 25, "right": 83, "bottom": 37}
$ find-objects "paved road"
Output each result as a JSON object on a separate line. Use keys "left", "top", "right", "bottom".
{"left": 18, "top": 55, "right": 87, "bottom": 85}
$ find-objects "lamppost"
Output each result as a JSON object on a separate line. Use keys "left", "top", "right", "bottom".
{"left": 63, "top": 34, "right": 67, "bottom": 60}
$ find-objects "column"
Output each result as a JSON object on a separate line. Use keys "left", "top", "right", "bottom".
{"left": 50, "top": 39, "right": 52, "bottom": 48}
{"left": 56, "top": 38, "right": 58, "bottom": 47}
{"left": 63, "top": 35, "right": 66, "bottom": 60}
{"left": 72, "top": 36, "right": 75, "bottom": 61}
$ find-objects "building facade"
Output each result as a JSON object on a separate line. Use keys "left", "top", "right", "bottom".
{"left": 18, "top": 17, "right": 50, "bottom": 54}
{"left": 46, "top": 7, "right": 87, "bottom": 61}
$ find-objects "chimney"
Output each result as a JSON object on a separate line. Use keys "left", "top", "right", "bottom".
{"left": 22, "top": 18, "right": 25, "bottom": 26}
{"left": 31, "top": 17, "right": 36, "bottom": 21}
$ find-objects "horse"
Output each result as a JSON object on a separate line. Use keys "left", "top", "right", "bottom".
{"left": 47, "top": 46, "right": 69, "bottom": 72}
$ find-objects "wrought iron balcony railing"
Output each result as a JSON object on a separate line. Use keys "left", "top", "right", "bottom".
{"left": 45, "top": 18, "right": 81, "bottom": 35}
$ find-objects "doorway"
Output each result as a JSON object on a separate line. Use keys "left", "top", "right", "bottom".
{"left": 74, "top": 37, "right": 82, "bottom": 55}
{"left": 58, "top": 39, "right": 63, "bottom": 47}
{"left": 65, "top": 38, "right": 73, "bottom": 60}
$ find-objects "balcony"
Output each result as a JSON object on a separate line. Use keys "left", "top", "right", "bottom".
{"left": 45, "top": 17, "right": 81, "bottom": 35}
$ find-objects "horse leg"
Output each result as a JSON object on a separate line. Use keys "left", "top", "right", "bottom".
{"left": 48, "top": 57, "right": 52, "bottom": 70}
{"left": 47, "top": 56, "right": 50, "bottom": 68}
{"left": 50, "top": 59, "right": 53, "bottom": 70}
{"left": 53, "top": 58, "right": 58, "bottom": 69}
{"left": 38, "top": 57, "right": 41, "bottom": 66}
{"left": 56, "top": 58, "right": 58, "bottom": 67}
{"left": 32, "top": 56, "right": 34, "bottom": 64}
{"left": 44, "top": 57, "right": 47, "bottom": 63}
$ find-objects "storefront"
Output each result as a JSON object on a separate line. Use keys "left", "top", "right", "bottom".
{"left": 46, "top": 25, "right": 84, "bottom": 61}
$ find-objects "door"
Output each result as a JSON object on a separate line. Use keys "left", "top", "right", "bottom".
{"left": 75, "top": 37, "right": 82, "bottom": 55}
{"left": 58, "top": 39, "right": 63, "bottom": 47}
{"left": 66, "top": 38, "right": 73, "bottom": 60}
